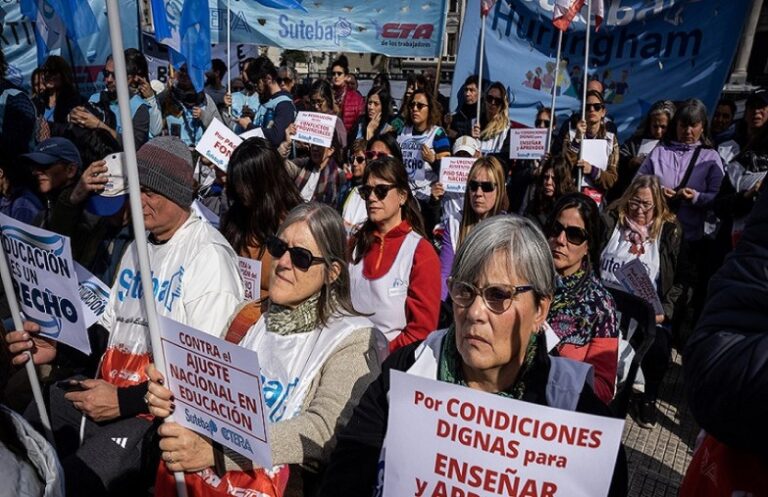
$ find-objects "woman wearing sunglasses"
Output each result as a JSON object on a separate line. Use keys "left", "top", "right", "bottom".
{"left": 147, "top": 202, "right": 386, "bottom": 497}
{"left": 471, "top": 82, "right": 510, "bottom": 155}
{"left": 439, "top": 156, "right": 508, "bottom": 300}
{"left": 396, "top": 89, "right": 451, "bottom": 205}
{"left": 545, "top": 193, "right": 619, "bottom": 405}
{"left": 221, "top": 137, "right": 303, "bottom": 301}
{"left": 317, "top": 216, "right": 628, "bottom": 497}
{"left": 601, "top": 175, "right": 683, "bottom": 427}
{"left": 349, "top": 156, "right": 440, "bottom": 353}
{"left": 563, "top": 90, "right": 619, "bottom": 205}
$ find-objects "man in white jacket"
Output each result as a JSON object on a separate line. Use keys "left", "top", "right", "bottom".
{"left": 6, "top": 136, "right": 244, "bottom": 496}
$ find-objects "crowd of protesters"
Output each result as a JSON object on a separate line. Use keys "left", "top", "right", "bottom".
{"left": 0, "top": 46, "right": 767, "bottom": 497}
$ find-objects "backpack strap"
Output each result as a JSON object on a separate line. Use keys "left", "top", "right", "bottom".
{"left": 676, "top": 146, "right": 702, "bottom": 190}
{"left": 224, "top": 300, "right": 266, "bottom": 344}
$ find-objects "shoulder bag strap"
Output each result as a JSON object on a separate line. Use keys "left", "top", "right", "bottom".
{"left": 677, "top": 146, "right": 702, "bottom": 190}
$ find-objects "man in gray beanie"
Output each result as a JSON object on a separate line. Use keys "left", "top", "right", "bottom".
{"left": 6, "top": 136, "right": 244, "bottom": 496}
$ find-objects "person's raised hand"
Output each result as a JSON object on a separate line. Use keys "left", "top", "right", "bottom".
{"left": 145, "top": 363, "right": 175, "bottom": 419}
{"left": 70, "top": 160, "right": 109, "bottom": 205}
{"left": 5, "top": 321, "right": 57, "bottom": 366}
{"left": 158, "top": 422, "right": 215, "bottom": 473}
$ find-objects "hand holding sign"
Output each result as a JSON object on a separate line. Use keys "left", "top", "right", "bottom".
{"left": 195, "top": 118, "right": 243, "bottom": 173}
{"left": 4, "top": 321, "right": 57, "bottom": 366}
{"left": 293, "top": 111, "right": 339, "bottom": 148}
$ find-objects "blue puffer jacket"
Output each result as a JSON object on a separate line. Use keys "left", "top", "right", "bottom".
{"left": 684, "top": 179, "right": 768, "bottom": 458}
{"left": 0, "top": 405, "right": 64, "bottom": 497}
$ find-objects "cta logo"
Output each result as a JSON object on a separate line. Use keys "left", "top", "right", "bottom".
{"left": 381, "top": 23, "right": 434, "bottom": 40}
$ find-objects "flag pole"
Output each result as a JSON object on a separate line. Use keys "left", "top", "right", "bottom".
{"left": 578, "top": 0, "right": 592, "bottom": 191}
{"left": 476, "top": 13, "right": 487, "bottom": 126}
{"left": 546, "top": 30, "right": 564, "bottom": 153}
{"left": 0, "top": 241, "right": 54, "bottom": 445}
{"left": 227, "top": 0, "right": 232, "bottom": 101}
{"left": 433, "top": 4, "right": 449, "bottom": 98}
{"left": 104, "top": 1, "right": 188, "bottom": 496}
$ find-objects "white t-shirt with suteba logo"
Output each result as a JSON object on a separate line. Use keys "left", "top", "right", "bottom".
{"left": 98, "top": 215, "right": 244, "bottom": 387}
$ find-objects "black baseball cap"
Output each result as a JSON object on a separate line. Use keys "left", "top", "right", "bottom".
{"left": 747, "top": 88, "right": 768, "bottom": 109}
{"left": 21, "top": 137, "right": 82, "bottom": 170}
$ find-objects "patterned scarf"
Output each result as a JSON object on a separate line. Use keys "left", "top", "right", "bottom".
{"left": 623, "top": 215, "right": 652, "bottom": 256}
{"left": 266, "top": 293, "right": 320, "bottom": 336}
{"left": 437, "top": 325, "right": 539, "bottom": 400}
{"left": 294, "top": 158, "right": 341, "bottom": 208}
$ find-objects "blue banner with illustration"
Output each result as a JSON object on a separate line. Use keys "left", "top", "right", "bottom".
{"left": 1, "top": 0, "right": 138, "bottom": 95}
{"left": 197, "top": 0, "right": 446, "bottom": 57}
{"left": 452, "top": 0, "right": 750, "bottom": 140}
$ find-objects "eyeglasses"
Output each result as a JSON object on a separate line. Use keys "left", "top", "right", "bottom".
{"left": 364, "top": 150, "right": 391, "bottom": 161}
{"left": 351, "top": 156, "right": 366, "bottom": 164}
{"left": 332, "top": 71, "right": 344, "bottom": 77}
{"left": 585, "top": 103, "right": 604, "bottom": 112}
{"left": 358, "top": 183, "right": 397, "bottom": 201}
{"left": 448, "top": 278, "right": 533, "bottom": 314}
{"left": 277, "top": 77, "right": 292, "bottom": 85}
{"left": 409, "top": 101, "right": 429, "bottom": 111}
{"left": 468, "top": 180, "right": 496, "bottom": 193}
{"left": 628, "top": 198, "right": 654, "bottom": 212}
{"left": 102, "top": 69, "right": 115, "bottom": 79}
{"left": 485, "top": 95, "right": 503, "bottom": 106}
{"left": 265, "top": 235, "right": 326, "bottom": 271}
{"left": 535, "top": 119, "right": 551, "bottom": 127}
{"left": 547, "top": 221, "right": 588, "bottom": 245}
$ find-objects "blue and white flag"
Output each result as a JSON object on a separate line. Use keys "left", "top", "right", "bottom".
{"left": 20, "top": 0, "right": 99, "bottom": 64}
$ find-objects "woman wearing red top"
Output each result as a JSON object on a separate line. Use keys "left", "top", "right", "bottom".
{"left": 349, "top": 156, "right": 440, "bottom": 353}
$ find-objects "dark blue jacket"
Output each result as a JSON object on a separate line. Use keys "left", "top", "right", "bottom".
{"left": 684, "top": 179, "right": 768, "bottom": 458}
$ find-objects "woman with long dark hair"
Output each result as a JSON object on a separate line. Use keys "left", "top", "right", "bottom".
{"left": 350, "top": 85, "right": 395, "bottom": 143}
{"left": 38, "top": 55, "right": 82, "bottom": 125}
{"left": 525, "top": 156, "right": 576, "bottom": 228}
{"left": 349, "top": 156, "right": 440, "bottom": 352}
{"left": 220, "top": 137, "right": 303, "bottom": 300}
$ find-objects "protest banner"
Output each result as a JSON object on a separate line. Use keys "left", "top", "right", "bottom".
{"left": 293, "top": 112, "right": 339, "bottom": 148}
{"left": 195, "top": 118, "right": 243, "bottom": 172}
{"left": 439, "top": 158, "right": 476, "bottom": 194}
{"left": 452, "top": 0, "right": 751, "bottom": 141}
{"left": 0, "top": 213, "right": 90, "bottom": 354}
{"left": 75, "top": 263, "right": 110, "bottom": 329}
{"left": 616, "top": 258, "right": 664, "bottom": 315}
{"left": 383, "top": 370, "right": 624, "bottom": 497}
{"left": 237, "top": 257, "right": 262, "bottom": 301}
{"left": 158, "top": 315, "right": 271, "bottom": 466}
{"left": 509, "top": 129, "right": 548, "bottom": 160}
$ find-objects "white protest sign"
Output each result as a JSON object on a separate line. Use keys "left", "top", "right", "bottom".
{"left": 191, "top": 200, "right": 221, "bottom": 229}
{"left": 293, "top": 111, "right": 338, "bottom": 148}
{"left": 195, "top": 118, "right": 243, "bottom": 172}
{"left": 0, "top": 214, "right": 90, "bottom": 354}
{"left": 509, "top": 128, "right": 548, "bottom": 160}
{"left": 158, "top": 315, "right": 271, "bottom": 466}
{"left": 439, "top": 157, "right": 476, "bottom": 194}
{"left": 738, "top": 170, "right": 766, "bottom": 193}
{"left": 383, "top": 370, "right": 624, "bottom": 497}
{"left": 638, "top": 139, "right": 659, "bottom": 156}
{"left": 74, "top": 263, "right": 110, "bottom": 329}
{"left": 581, "top": 139, "right": 610, "bottom": 171}
{"left": 237, "top": 257, "right": 262, "bottom": 301}
{"left": 615, "top": 258, "right": 664, "bottom": 315}
{"left": 400, "top": 136, "right": 428, "bottom": 183}
{"left": 239, "top": 128, "right": 265, "bottom": 140}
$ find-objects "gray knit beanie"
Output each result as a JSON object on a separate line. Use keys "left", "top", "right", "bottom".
{"left": 136, "top": 137, "right": 194, "bottom": 208}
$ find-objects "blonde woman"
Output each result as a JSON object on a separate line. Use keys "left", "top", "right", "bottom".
{"left": 600, "top": 174, "right": 683, "bottom": 427}
{"left": 439, "top": 156, "right": 509, "bottom": 300}
{"left": 471, "top": 82, "right": 510, "bottom": 155}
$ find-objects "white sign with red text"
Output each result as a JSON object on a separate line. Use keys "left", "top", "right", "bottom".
{"left": 158, "top": 316, "right": 271, "bottom": 466}
{"left": 383, "top": 370, "right": 624, "bottom": 497}
{"left": 509, "top": 128, "right": 548, "bottom": 159}
{"left": 293, "top": 111, "right": 338, "bottom": 148}
{"left": 237, "top": 257, "right": 262, "bottom": 301}
{"left": 195, "top": 118, "right": 243, "bottom": 172}
{"left": 439, "top": 157, "right": 476, "bottom": 194}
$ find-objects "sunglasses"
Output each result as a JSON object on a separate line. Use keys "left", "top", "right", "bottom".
{"left": 359, "top": 183, "right": 397, "bottom": 201}
{"left": 266, "top": 235, "right": 325, "bottom": 271}
{"left": 409, "top": 101, "right": 429, "bottom": 111}
{"left": 547, "top": 221, "right": 588, "bottom": 245}
{"left": 485, "top": 95, "right": 503, "bottom": 106}
{"left": 277, "top": 77, "right": 293, "bottom": 85}
{"left": 351, "top": 156, "right": 366, "bottom": 164}
{"left": 448, "top": 278, "right": 533, "bottom": 314}
{"left": 102, "top": 69, "right": 115, "bottom": 79}
{"left": 468, "top": 180, "right": 496, "bottom": 193}
{"left": 535, "top": 119, "right": 551, "bottom": 127}
{"left": 364, "top": 150, "right": 391, "bottom": 161}
{"left": 585, "top": 103, "right": 604, "bottom": 112}
{"left": 332, "top": 71, "right": 345, "bottom": 77}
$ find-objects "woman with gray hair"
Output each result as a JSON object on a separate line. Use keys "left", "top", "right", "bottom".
{"left": 145, "top": 202, "right": 387, "bottom": 497}
{"left": 608, "top": 99, "right": 676, "bottom": 201}
{"left": 317, "top": 215, "right": 627, "bottom": 497}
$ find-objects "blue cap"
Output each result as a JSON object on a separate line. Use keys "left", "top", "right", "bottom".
{"left": 22, "top": 138, "right": 82, "bottom": 170}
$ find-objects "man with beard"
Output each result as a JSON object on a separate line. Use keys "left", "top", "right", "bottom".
{"left": 237, "top": 56, "right": 295, "bottom": 148}
{"left": 69, "top": 49, "right": 153, "bottom": 149}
